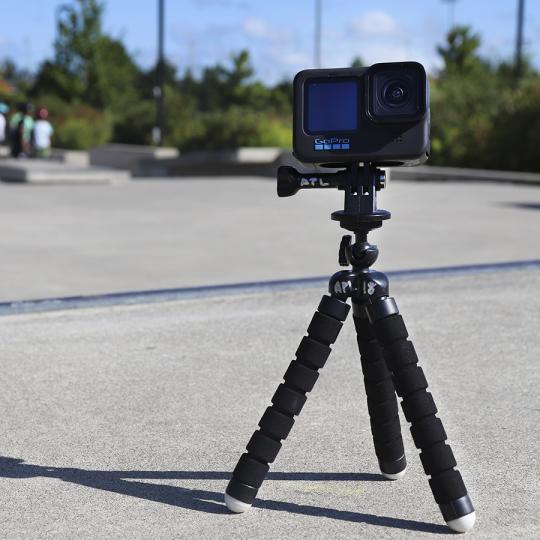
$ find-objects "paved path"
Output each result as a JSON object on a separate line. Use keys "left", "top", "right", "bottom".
{"left": 0, "top": 267, "right": 538, "bottom": 538}
{"left": 0, "top": 177, "right": 539, "bottom": 302}
{"left": 0, "top": 158, "right": 129, "bottom": 184}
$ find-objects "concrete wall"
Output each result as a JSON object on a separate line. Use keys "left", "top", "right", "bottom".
{"left": 50, "top": 148, "right": 90, "bottom": 167}
{"left": 90, "top": 144, "right": 179, "bottom": 175}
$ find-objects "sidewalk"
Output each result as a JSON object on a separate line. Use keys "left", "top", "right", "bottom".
{"left": 0, "top": 158, "right": 130, "bottom": 184}
{"left": 0, "top": 267, "right": 538, "bottom": 538}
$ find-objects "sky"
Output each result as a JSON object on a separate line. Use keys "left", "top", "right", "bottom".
{"left": 1, "top": 0, "right": 539, "bottom": 83}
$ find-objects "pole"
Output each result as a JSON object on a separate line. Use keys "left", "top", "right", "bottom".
{"left": 314, "top": 0, "right": 321, "bottom": 68}
{"left": 515, "top": 0, "right": 525, "bottom": 79}
{"left": 154, "top": 0, "right": 165, "bottom": 146}
{"left": 441, "top": 0, "right": 457, "bottom": 32}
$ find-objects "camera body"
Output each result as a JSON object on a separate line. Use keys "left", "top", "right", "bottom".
{"left": 292, "top": 62, "right": 430, "bottom": 166}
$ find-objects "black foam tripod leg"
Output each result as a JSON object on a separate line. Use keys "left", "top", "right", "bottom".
{"left": 367, "top": 296, "right": 475, "bottom": 533}
{"left": 225, "top": 294, "right": 350, "bottom": 513}
{"left": 352, "top": 301, "right": 406, "bottom": 479}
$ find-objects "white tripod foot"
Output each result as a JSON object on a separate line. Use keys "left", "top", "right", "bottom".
{"left": 225, "top": 493, "right": 252, "bottom": 513}
{"left": 446, "top": 511, "right": 476, "bottom": 533}
{"left": 382, "top": 466, "right": 407, "bottom": 480}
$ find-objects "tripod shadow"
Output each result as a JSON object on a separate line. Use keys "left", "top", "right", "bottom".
{"left": 0, "top": 457, "right": 448, "bottom": 534}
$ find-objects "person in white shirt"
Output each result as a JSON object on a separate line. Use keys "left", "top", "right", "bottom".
{"left": 0, "top": 103, "right": 8, "bottom": 145}
{"left": 33, "top": 107, "right": 54, "bottom": 158}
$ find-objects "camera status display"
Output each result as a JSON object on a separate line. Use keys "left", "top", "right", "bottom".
{"left": 305, "top": 80, "right": 359, "bottom": 134}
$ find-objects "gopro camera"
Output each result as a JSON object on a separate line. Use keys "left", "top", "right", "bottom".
{"left": 292, "top": 62, "right": 430, "bottom": 166}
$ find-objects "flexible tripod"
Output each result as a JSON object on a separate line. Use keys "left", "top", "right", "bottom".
{"left": 225, "top": 163, "right": 475, "bottom": 533}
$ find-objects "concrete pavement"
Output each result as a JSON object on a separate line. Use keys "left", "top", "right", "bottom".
{"left": 0, "top": 177, "right": 539, "bottom": 302}
{"left": 0, "top": 158, "right": 130, "bottom": 184}
{"left": 0, "top": 267, "right": 538, "bottom": 538}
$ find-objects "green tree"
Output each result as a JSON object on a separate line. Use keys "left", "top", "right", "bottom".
{"left": 350, "top": 56, "right": 366, "bottom": 68}
{"left": 33, "top": 0, "right": 140, "bottom": 111}
{"left": 430, "top": 26, "right": 501, "bottom": 167}
{"left": 436, "top": 26, "right": 482, "bottom": 74}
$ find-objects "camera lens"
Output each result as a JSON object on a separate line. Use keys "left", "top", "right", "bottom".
{"left": 369, "top": 63, "right": 426, "bottom": 121}
{"left": 383, "top": 81, "right": 409, "bottom": 107}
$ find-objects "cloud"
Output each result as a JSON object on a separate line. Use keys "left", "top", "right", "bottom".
{"left": 349, "top": 11, "right": 399, "bottom": 38}
{"left": 243, "top": 17, "right": 272, "bottom": 39}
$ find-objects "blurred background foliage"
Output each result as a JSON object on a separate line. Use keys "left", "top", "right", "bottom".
{"left": 1, "top": 0, "right": 539, "bottom": 171}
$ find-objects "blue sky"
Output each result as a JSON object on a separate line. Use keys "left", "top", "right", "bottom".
{"left": 2, "top": 0, "right": 539, "bottom": 82}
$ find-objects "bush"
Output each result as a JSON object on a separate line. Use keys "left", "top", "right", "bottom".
{"left": 54, "top": 105, "right": 112, "bottom": 149}
{"left": 112, "top": 100, "right": 154, "bottom": 145}
{"left": 484, "top": 79, "right": 540, "bottom": 171}
{"left": 169, "top": 107, "right": 291, "bottom": 151}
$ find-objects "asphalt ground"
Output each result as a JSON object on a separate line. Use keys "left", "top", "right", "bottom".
{"left": 0, "top": 267, "right": 538, "bottom": 539}
{"left": 0, "top": 177, "right": 539, "bottom": 302}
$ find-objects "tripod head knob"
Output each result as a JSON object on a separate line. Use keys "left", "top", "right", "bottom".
{"left": 277, "top": 166, "right": 301, "bottom": 197}
{"left": 277, "top": 166, "right": 341, "bottom": 197}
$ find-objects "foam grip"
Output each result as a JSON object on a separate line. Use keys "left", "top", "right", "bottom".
{"left": 371, "top": 314, "right": 408, "bottom": 343}
{"left": 383, "top": 340, "right": 418, "bottom": 370}
{"left": 295, "top": 337, "right": 331, "bottom": 369}
{"left": 272, "top": 384, "right": 307, "bottom": 416}
{"left": 370, "top": 416, "right": 402, "bottom": 442}
{"left": 364, "top": 378, "right": 396, "bottom": 402}
{"left": 227, "top": 295, "right": 350, "bottom": 506}
{"left": 401, "top": 391, "right": 437, "bottom": 422}
{"left": 362, "top": 360, "right": 391, "bottom": 381}
{"left": 393, "top": 365, "right": 428, "bottom": 397}
{"left": 246, "top": 431, "right": 282, "bottom": 464}
{"left": 429, "top": 469, "right": 468, "bottom": 504}
{"left": 357, "top": 340, "right": 382, "bottom": 360}
{"left": 367, "top": 302, "right": 473, "bottom": 523}
{"left": 410, "top": 416, "right": 447, "bottom": 448}
{"left": 318, "top": 295, "right": 350, "bottom": 321}
{"left": 259, "top": 407, "right": 295, "bottom": 440}
{"left": 354, "top": 311, "right": 405, "bottom": 469}
{"left": 284, "top": 361, "right": 319, "bottom": 392}
{"left": 307, "top": 312, "right": 343, "bottom": 344}
{"left": 233, "top": 454, "right": 270, "bottom": 488}
{"left": 420, "top": 442, "right": 457, "bottom": 475}
{"left": 374, "top": 436, "right": 406, "bottom": 461}
{"left": 367, "top": 398, "right": 399, "bottom": 422}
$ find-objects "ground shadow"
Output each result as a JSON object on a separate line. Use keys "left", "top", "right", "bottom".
{"left": 0, "top": 457, "right": 449, "bottom": 534}
{"left": 499, "top": 202, "right": 540, "bottom": 211}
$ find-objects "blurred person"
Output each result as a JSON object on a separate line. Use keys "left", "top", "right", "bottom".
{"left": 33, "top": 107, "right": 54, "bottom": 158}
{"left": 9, "top": 103, "right": 34, "bottom": 158}
{"left": 0, "top": 103, "right": 9, "bottom": 145}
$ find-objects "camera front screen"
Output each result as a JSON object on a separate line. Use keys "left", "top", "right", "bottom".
{"left": 305, "top": 79, "right": 358, "bottom": 134}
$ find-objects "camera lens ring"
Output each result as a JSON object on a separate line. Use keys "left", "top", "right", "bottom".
{"left": 381, "top": 79, "right": 411, "bottom": 108}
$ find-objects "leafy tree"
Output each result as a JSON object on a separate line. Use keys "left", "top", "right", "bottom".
{"left": 436, "top": 26, "right": 483, "bottom": 74}
{"left": 431, "top": 26, "right": 502, "bottom": 167}
{"left": 350, "top": 56, "right": 366, "bottom": 68}
{"left": 33, "top": 0, "right": 140, "bottom": 111}
{"left": 430, "top": 25, "right": 540, "bottom": 171}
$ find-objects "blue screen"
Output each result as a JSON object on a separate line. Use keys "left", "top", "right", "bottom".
{"left": 306, "top": 80, "right": 358, "bottom": 133}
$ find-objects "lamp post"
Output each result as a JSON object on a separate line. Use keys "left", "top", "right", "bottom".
{"left": 314, "top": 0, "right": 321, "bottom": 68}
{"left": 153, "top": 0, "right": 165, "bottom": 146}
{"left": 515, "top": 0, "right": 525, "bottom": 79}
{"left": 441, "top": 0, "right": 458, "bottom": 31}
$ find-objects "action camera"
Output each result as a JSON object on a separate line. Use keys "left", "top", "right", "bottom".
{"left": 292, "top": 61, "right": 430, "bottom": 166}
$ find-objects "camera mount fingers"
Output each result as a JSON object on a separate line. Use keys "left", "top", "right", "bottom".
{"left": 224, "top": 294, "right": 350, "bottom": 513}
{"left": 367, "top": 297, "right": 475, "bottom": 533}
{"left": 352, "top": 301, "right": 406, "bottom": 479}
